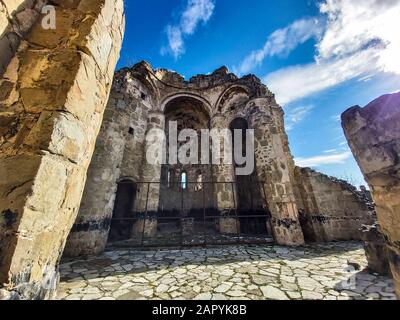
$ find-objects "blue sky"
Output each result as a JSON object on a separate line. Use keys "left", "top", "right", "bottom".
{"left": 118, "top": 0, "right": 400, "bottom": 187}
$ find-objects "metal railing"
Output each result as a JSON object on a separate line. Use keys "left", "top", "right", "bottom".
{"left": 108, "top": 181, "right": 274, "bottom": 249}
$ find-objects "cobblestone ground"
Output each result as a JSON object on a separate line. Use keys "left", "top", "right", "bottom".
{"left": 57, "top": 242, "right": 397, "bottom": 300}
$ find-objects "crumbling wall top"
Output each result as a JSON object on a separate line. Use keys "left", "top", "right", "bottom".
{"left": 115, "top": 60, "right": 274, "bottom": 100}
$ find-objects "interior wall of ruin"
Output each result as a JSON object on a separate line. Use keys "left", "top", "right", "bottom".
{"left": 63, "top": 64, "right": 310, "bottom": 251}
{"left": 342, "top": 92, "right": 400, "bottom": 298}
{"left": 64, "top": 72, "right": 153, "bottom": 257}
{"left": 64, "top": 61, "right": 382, "bottom": 260}
{"left": 294, "top": 167, "right": 375, "bottom": 242}
{"left": 0, "top": 0, "right": 124, "bottom": 299}
{"left": 159, "top": 98, "right": 215, "bottom": 214}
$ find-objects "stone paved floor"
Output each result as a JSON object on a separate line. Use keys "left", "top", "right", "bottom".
{"left": 56, "top": 242, "right": 397, "bottom": 300}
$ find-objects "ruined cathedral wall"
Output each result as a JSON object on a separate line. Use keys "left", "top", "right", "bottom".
{"left": 64, "top": 72, "right": 154, "bottom": 256}
{"left": 249, "top": 98, "right": 305, "bottom": 245}
{"left": 158, "top": 91, "right": 216, "bottom": 214}
{"left": 0, "top": 0, "right": 47, "bottom": 77}
{"left": 159, "top": 167, "right": 215, "bottom": 213}
{"left": 279, "top": 108, "right": 305, "bottom": 217}
{"left": 118, "top": 77, "right": 153, "bottom": 181}
{"left": 294, "top": 167, "right": 375, "bottom": 242}
{"left": 214, "top": 87, "right": 305, "bottom": 245}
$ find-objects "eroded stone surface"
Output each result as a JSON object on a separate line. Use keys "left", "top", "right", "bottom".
{"left": 295, "top": 167, "right": 375, "bottom": 242}
{"left": 0, "top": 0, "right": 47, "bottom": 77}
{"left": 342, "top": 92, "right": 400, "bottom": 297}
{"left": 57, "top": 242, "right": 397, "bottom": 301}
{"left": 0, "top": 0, "right": 125, "bottom": 299}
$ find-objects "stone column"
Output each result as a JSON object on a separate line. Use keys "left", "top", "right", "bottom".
{"left": 342, "top": 92, "right": 400, "bottom": 298}
{"left": 210, "top": 114, "right": 240, "bottom": 234}
{"left": 132, "top": 111, "right": 165, "bottom": 236}
{"left": 249, "top": 100, "right": 304, "bottom": 246}
{"left": 63, "top": 103, "right": 127, "bottom": 257}
{"left": 0, "top": 0, "right": 124, "bottom": 300}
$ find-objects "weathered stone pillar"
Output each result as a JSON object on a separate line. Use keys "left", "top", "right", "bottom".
{"left": 63, "top": 100, "right": 127, "bottom": 257}
{"left": 0, "top": 0, "right": 124, "bottom": 299}
{"left": 132, "top": 111, "right": 165, "bottom": 236}
{"left": 250, "top": 100, "right": 304, "bottom": 246}
{"left": 360, "top": 224, "right": 390, "bottom": 275}
{"left": 210, "top": 114, "right": 240, "bottom": 235}
{"left": 342, "top": 92, "right": 400, "bottom": 298}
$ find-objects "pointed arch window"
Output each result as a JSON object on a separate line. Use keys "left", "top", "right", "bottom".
{"left": 181, "top": 172, "right": 187, "bottom": 190}
{"left": 167, "top": 169, "right": 174, "bottom": 188}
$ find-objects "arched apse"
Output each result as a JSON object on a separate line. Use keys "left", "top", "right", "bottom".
{"left": 160, "top": 93, "right": 213, "bottom": 116}
{"left": 216, "top": 85, "right": 250, "bottom": 114}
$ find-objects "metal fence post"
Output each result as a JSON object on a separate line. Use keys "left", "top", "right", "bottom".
{"left": 141, "top": 182, "right": 150, "bottom": 246}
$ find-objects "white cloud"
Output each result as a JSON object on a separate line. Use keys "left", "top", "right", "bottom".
{"left": 294, "top": 151, "right": 352, "bottom": 167}
{"left": 233, "top": 18, "right": 322, "bottom": 75}
{"left": 235, "top": 0, "right": 400, "bottom": 105}
{"left": 162, "top": 0, "right": 215, "bottom": 59}
{"left": 324, "top": 149, "right": 338, "bottom": 154}
{"left": 285, "top": 105, "right": 315, "bottom": 131}
{"left": 317, "top": 0, "right": 400, "bottom": 65}
{"left": 265, "top": 43, "right": 384, "bottom": 105}
{"left": 165, "top": 26, "right": 184, "bottom": 58}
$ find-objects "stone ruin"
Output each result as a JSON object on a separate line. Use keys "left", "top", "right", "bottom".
{"left": 0, "top": 0, "right": 397, "bottom": 300}
{"left": 61, "top": 61, "right": 375, "bottom": 258}
{"left": 342, "top": 92, "right": 400, "bottom": 297}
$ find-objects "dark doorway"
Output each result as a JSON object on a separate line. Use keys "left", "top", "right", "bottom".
{"left": 108, "top": 180, "right": 137, "bottom": 242}
{"left": 230, "top": 118, "right": 268, "bottom": 235}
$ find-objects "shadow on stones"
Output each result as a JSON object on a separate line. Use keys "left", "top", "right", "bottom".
{"left": 59, "top": 242, "right": 365, "bottom": 283}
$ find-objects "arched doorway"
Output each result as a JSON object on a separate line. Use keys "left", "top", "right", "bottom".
{"left": 108, "top": 180, "right": 137, "bottom": 242}
{"left": 230, "top": 118, "right": 269, "bottom": 235}
{"left": 158, "top": 95, "right": 215, "bottom": 245}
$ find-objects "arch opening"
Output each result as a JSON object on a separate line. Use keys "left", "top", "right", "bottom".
{"left": 108, "top": 180, "right": 137, "bottom": 243}
{"left": 157, "top": 95, "right": 216, "bottom": 243}
{"left": 230, "top": 118, "right": 269, "bottom": 235}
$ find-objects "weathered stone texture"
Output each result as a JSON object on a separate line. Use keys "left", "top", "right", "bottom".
{"left": 0, "top": 0, "right": 125, "bottom": 299}
{"left": 251, "top": 101, "right": 305, "bottom": 246}
{"left": 0, "top": 0, "right": 47, "bottom": 77}
{"left": 342, "top": 92, "right": 400, "bottom": 297}
{"left": 295, "top": 167, "right": 375, "bottom": 242}
{"left": 360, "top": 223, "right": 390, "bottom": 275}
{"left": 219, "top": 217, "right": 240, "bottom": 235}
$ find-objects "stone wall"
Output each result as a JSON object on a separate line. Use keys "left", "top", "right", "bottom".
{"left": 64, "top": 70, "right": 153, "bottom": 256}
{"left": 251, "top": 100, "right": 304, "bottom": 245}
{"left": 294, "top": 167, "right": 375, "bottom": 242}
{"left": 342, "top": 92, "right": 400, "bottom": 298}
{"left": 65, "top": 62, "right": 307, "bottom": 253}
{"left": 0, "top": 0, "right": 47, "bottom": 77}
{"left": 0, "top": 0, "right": 124, "bottom": 299}
{"left": 66, "top": 61, "right": 381, "bottom": 258}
